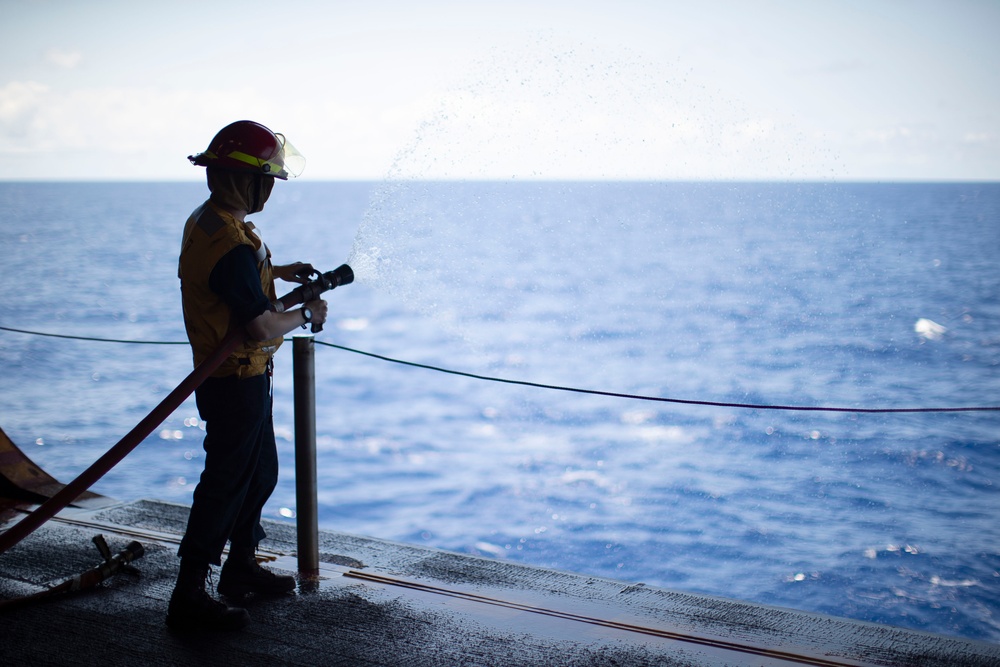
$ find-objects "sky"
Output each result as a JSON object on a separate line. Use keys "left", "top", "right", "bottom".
{"left": 1, "top": 0, "right": 998, "bottom": 181}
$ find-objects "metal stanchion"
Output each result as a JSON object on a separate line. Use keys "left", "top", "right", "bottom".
{"left": 292, "top": 335, "right": 319, "bottom": 576}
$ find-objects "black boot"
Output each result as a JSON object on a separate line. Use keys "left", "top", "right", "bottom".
{"left": 218, "top": 550, "right": 296, "bottom": 598}
{"left": 166, "top": 559, "right": 250, "bottom": 631}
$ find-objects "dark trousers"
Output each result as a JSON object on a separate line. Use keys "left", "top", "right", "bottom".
{"left": 178, "top": 371, "right": 278, "bottom": 565}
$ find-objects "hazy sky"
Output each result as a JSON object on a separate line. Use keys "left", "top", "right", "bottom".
{"left": 2, "top": 0, "right": 997, "bottom": 180}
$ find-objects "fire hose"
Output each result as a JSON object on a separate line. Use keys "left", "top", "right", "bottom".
{"left": 0, "top": 264, "right": 353, "bottom": 556}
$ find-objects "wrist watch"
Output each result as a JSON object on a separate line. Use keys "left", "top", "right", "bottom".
{"left": 300, "top": 306, "right": 313, "bottom": 329}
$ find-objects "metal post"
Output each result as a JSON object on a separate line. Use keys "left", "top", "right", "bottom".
{"left": 292, "top": 335, "right": 319, "bottom": 575}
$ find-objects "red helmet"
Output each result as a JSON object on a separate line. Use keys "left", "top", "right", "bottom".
{"left": 188, "top": 120, "right": 305, "bottom": 179}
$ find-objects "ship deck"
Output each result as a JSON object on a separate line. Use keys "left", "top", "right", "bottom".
{"left": 1, "top": 498, "right": 997, "bottom": 666}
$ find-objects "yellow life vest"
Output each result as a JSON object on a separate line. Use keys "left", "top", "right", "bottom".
{"left": 178, "top": 201, "right": 283, "bottom": 379}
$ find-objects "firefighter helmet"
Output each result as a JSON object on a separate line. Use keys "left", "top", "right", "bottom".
{"left": 188, "top": 120, "right": 305, "bottom": 179}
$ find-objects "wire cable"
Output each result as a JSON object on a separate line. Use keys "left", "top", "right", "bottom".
{"left": 0, "top": 325, "right": 186, "bottom": 345}
{"left": 314, "top": 340, "right": 1000, "bottom": 414}
{"left": 2, "top": 325, "right": 998, "bottom": 414}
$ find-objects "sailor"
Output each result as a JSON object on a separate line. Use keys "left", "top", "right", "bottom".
{"left": 168, "top": 120, "right": 328, "bottom": 631}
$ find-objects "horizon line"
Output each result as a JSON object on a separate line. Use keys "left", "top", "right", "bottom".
{"left": 2, "top": 177, "right": 998, "bottom": 185}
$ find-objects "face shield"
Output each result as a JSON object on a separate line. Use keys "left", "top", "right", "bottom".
{"left": 270, "top": 133, "right": 306, "bottom": 179}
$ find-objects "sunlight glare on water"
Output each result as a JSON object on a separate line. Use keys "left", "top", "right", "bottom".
{"left": 2, "top": 180, "right": 998, "bottom": 643}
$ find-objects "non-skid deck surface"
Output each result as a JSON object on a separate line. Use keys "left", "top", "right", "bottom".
{"left": 1, "top": 500, "right": 997, "bottom": 666}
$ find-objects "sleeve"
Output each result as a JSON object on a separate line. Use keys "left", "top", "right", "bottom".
{"left": 209, "top": 244, "right": 272, "bottom": 325}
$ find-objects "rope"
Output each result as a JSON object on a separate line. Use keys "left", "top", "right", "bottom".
{"left": 315, "top": 341, "right": 999, "bottom": 414}
{"left": 0, "top": 325, "right": 186, "bottom": 345}
{"left": 2, "top": 325, "right": 998, "bottom": 414}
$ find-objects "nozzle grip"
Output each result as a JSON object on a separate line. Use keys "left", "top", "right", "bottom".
{"left": 276, "top": 263, "right": 354, "bottom": 313}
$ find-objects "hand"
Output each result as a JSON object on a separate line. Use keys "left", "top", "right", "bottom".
{"left": 275, "top": 262, "right": 317, "bottom": 284}
{"left": 305, "top": 299, "right": 328, "bottom": 327}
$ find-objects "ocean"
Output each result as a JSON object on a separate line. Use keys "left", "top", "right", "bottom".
{"left": 1, "top": 180, "right": 998, "bottom": 642}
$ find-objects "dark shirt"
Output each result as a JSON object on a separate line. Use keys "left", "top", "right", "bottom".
{"left": 209, "top": 244, "right": 271, "bottom": 325}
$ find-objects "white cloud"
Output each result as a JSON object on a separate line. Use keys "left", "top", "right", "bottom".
{"left": 0, "top": 79, "right": 432, "bottom": 179}
{"left": 0, "top": 83, "right": 268, "bottom": 177}
{"left": 962, "top": 132, "right": 994, "bottom": 145}
{"left": 44, "top": 48, "right": 83, "bottom": 69}
{"left": 0, "top": 81, "right": 50, "bottom": 131}
{"left": 0, "top": 2, "right": 997, "bottom": 180}
{"left": 0, "top": 43, "right": 840, "bottom": 181}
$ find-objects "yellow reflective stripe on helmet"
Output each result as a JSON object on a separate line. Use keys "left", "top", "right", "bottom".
{"left": 228, "top": 149, "right": 284, "bottom": 175}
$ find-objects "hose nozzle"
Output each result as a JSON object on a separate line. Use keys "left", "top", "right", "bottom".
{"left": 323, "top": 263, "right": 354, "bottom": 289}
{"left": 277, "top": 263, "right": 354, "bottom": 334}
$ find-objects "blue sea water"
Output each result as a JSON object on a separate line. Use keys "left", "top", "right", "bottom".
{"left": 1, "top": 180, "right": 998, "bottom": 642}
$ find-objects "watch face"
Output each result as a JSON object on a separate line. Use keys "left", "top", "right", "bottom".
{"left": 303, "top": 307, "right": 312, "bottom": 322}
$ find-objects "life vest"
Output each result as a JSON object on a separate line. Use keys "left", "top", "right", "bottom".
{"left": 178, "top": 201, "right": 282, "bottom": 379}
